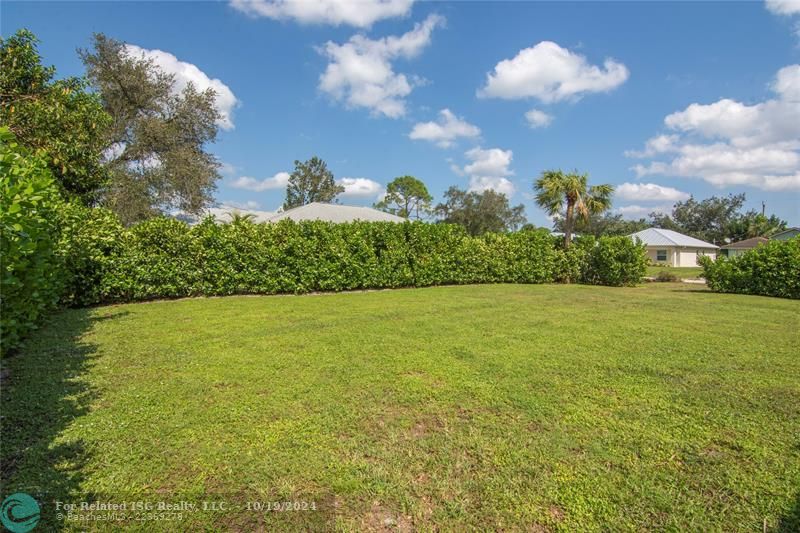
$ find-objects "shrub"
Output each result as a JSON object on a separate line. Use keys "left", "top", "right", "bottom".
{"left": 57, "top": 203, "right": 125, "bottom": 306}
{"left": 0, "top": 128, "right": 65, "bottom": 355}
{"left": 655, "top": 270, "right": 679, "bottom": 282}
{"left": 584, "top": 236, "right": 648, "bottom": 287}
{"left": 700, "top": 238, "right": 800, "bottom": 299}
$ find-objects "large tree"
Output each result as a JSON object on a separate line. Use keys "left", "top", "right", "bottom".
{"left": 374, "top": 175, "right": 432, "bottom": 219}
{"left": 80, "top": 34, "right": 222, "bottom": 225}
{"left": 534, "top": 170, "right": 613, "bottom": 247}
{"left": 283, "top": 156, "right": 344, "bottom": 209}
{"left": 649, "top": 194, "right": 787, "bottom": 244}
{"left": 435, "top": 186, "right": 526, "bottom": 236}
{"left": 0, "top": 30, "right": 111, "bottom": 203}
{"left": 553, "top": 212, "right": 650, "bottom": 237}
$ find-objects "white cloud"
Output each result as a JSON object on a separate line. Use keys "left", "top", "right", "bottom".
{"left": 318, "top": 14, "right": 444, "bottom": 118}
{"left": 337, "top": 177, "right": 384, "bottom": 197}
{"left": 229, "top": 0, "right": 414, "bottom": 27}
{"left": 231, "top": 171, "right": 291, "bottom": 191}
{"left": 524, "top": 108, "right": 553, "bottom": 128}
{"left": 626, "top": 64, "right": 800, "bottom": 191}
{"left": 615, "top": 182, "right": 690, "bottom": 202}
{"left": 773, "top": 64, "right": 800, "bottom": 101}
{"left": 124, "top": 45, "right": 239, "bottom": 130}
{"left": 478, "top": 41, "right": 629, "bottom": 103}
{"left": 452, "top": 147, "right": 516, "bottom": 196}
{"left": 615, "top": 204, "right": 671, "bottom": 219}
{"left": 223, "top": 199, "right": 261, "bottom": 209}
{"left": 409, "top": 109, "right": 480, "bottom": 147}
{"left": 766, "top": 0, "right": 800, "bottom": 16}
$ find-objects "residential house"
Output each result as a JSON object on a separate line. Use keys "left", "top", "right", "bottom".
{"left": 628, "top": 228, "right": 718, "bottom": 267}
{"left": 267, "top": 202, "right": 405, "bottom": 223}
{"left": 719, "top": 236, "right": 769, "bottom": 257}
{"left": 771, "top": 227, "right": 800, "bottom": 241}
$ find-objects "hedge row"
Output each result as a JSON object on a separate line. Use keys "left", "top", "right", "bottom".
{"left": 0, "top": 129, "right": 67, "bottom": 354}
{"left": 55, "top": 213, "right": 648, "bottom": 307}
{"left": 700, "top": 238, "right": 800, "bottom": 299}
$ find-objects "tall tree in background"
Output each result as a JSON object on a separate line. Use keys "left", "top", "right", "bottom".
{"left": 374, "top": 175, "right": 432, "bottom": 219}
{"left": 649, "top": 194, "right": 786, "bottom": 244}
{"left": 81, "top": 34, "right": 221, "bottom": 225}
{"left": 0, "top": 30, "right": 111, "bottom": 203}
{"left": 283, "top": 156, "right": 343, "bottom": 209}
{"left": 435, "top": 186, "right": 526, "bottom": 236}
{"left": 534, "top": 170, "right": 613, "bottom": 247}
{"left": 554, "top": 212, "right": 650, "bottom": 237}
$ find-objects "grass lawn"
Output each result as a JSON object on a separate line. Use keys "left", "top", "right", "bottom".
{"left": 2, "top": 283, "right": 799, "bottom": 531}
{"left": 646, "top": 265, "right": 705, "bottom": 278}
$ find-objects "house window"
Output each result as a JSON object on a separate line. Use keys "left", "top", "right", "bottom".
{"left": 656, "top": 250, "right": 668, "bottom": 261}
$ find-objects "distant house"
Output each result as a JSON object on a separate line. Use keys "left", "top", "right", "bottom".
{"left": 267, "top": 202, "right": 405, "bottom": 223}
{"left": 628, "top": 228, "right": 718, "bottom": 267}
{"left": 719, "top": 236, "right": 769, "bottom": 257}
{"left": 771, "top": 227, "right": 800, "bottom": 241}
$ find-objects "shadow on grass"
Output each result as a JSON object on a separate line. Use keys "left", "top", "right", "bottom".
{"left": 0, "top": 308, "right": 127, "bottom": 523}
{"left": 779, "top": 491, "right": 800, "bottom": 532}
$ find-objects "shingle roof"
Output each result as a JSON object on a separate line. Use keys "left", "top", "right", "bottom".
{"left": 628, "top": 228, "right": 718, "bottom": 248}
{"left": 267, "top": 202, "right": 405, "bottom": 223}
{"left": 719, "top": 236, "right": 769, "bottom": 250}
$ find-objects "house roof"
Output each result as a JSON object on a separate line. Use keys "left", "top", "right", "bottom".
{"left": 267, "top": 202, "right": 405, "bottom": 223}
{"left": 771, "top": 227, "right": 800, "bottom": 239}
{"left": 628, "top": 228, "right": 718, "bottom": 248}
{"left": 720, "top": 236, "right": 769, "bottom": 249}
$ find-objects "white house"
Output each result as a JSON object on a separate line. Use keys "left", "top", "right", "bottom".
{"left": 267, "top": 202, "right": 405, "bottom": 223}
{"left": 629, "top": 228, "right": 718, "bottom": 267}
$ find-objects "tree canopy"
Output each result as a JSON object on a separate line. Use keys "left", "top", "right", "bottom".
{"left": 0, "top": 30, "right": 111, "bottom": 203}
{"left": 435, "top": 186, "right": 526, "bottom": 236}
{"left": 283, "top": 156, "right": 344, "bottom": 210}
{"left": 374, "top": 175, "right": 433, "bottom": 219}
{"left": 80, "top": 34, "right": 222, "bottom": 225}
{"left": 554, "top": 212, "right": 650, "bottom": 237}
{"left": 648, "top": 194, "right": 787, "bottom": 244}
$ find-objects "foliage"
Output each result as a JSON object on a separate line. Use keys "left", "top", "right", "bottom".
{"left": 649, "top": 193, "right": 787, "bottom": 245}
{"left": 534, "top": 170, "right": 613, "bottom": 248}
{"left": 51, "top": 216, "right": 646, "bottom": 305}
{"left": 554, "top": 211, "right": 650, "bottom": 237}
{"left": 435, "top": 186, "right": 526, "bottom": 236}
{"left": 655, "top": 270, "right": 679, "bottom": 282}
{"left": 80, "top": 34, "right": 222, "bottom": 225}
{"left": 700, "top": 237, "right": 800, "bottom": 299}
{"left": 0, "top": 128, "right": 65, "bottom": 355}
{"left": 374, "top": 175, "right": 433, "bottom": 219}
{"left": 583, "top": 236, "right": 648, "bottom": 286}
{"left": 283, "top": 156, "right": 343, "bottom": 210}
{"left": 0, "top": 30, "right": 111, "bottom": 203}
{"left": 56, "top": 203, "right": 126, "bottom": 306}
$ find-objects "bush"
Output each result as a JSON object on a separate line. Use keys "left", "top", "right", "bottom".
{"left": 655, "top": 270, "right": 678, "bottom": 282}
{"left": 0, "top": 128, "right": 65, "bottom": 355}
{"left": 700, "top": 238, "right": 800, "bottom": 299}
{"left": 584, "top": 236, "right": 648, "bottom": 287}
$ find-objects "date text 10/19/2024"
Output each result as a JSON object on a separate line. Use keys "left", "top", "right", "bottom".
{"left": 53, "top": 500, "right": 319, "bottom": 513}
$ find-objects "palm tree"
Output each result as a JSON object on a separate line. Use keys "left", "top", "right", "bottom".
{"left": 228, "top": 211, "right": 257, "bottom": 225}
{"left": 534, "top": 170, "right": 614, "bottom": 248}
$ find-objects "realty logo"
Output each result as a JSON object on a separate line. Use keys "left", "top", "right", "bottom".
{"left": 0, "top": 493, "right": 40, "bottom": 533}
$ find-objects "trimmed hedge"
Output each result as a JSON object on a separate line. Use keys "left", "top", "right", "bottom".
{"left": 700, "top": 238, "right": 800, "bottom": 299}
{"left": 0, "top": 129, "right": 66, "bottom": 354}
{"left": 64, "top": 218, "right": 571, "bottom": 304}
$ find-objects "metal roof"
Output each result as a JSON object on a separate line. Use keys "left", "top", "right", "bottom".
{"left": 267, "top": 202, "right": 406, "bottom": 223}
{"left": 720, "top": 236, "right": 769, "bottom": 249}
{"left": 628, "top": 228, "right": 718, "bottom": 248}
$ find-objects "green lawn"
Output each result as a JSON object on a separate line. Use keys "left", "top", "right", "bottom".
{"left": 2, "top": 284, "right": 799, "bottom": 531}
{"left": 646, "top": 265, "right": 705, "bottom": 278}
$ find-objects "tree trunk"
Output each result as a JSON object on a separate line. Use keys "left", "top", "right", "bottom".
{"left": 564, "top": 200, "right": 575, "bottom": 248}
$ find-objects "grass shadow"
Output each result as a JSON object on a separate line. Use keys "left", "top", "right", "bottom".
{"left": 0, "top": 308, "right": 127, "bottom": 525}
{"left": 779, "top": 491, "right": 800, "bottom": 532}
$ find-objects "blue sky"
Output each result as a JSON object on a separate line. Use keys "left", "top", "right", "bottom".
{"left": 4, "top": 0, "right": 800, "bottom": 225}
